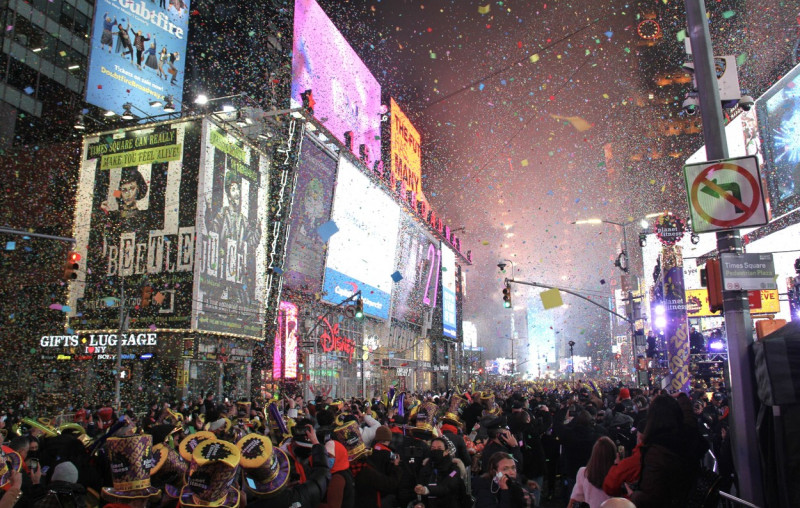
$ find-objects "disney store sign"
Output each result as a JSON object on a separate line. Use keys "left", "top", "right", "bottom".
{"left": 319, "top": 318, "right": 356, "bottom": 363}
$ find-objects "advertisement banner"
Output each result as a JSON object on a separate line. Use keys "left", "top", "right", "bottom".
{"left": 391, "top": 215, "right": 440, "bottom": 325}
{"left": 686, "top": 288, "right": 780, "bottom": 317}
{"left": 69, "top": 120, "right": 200, "bottom": 330}
{"left": 193, "top": 119, "right": 269, "bottom": 338}
{"left": 283, "top": 137, "right": 338, "bottom": 293}
{"left": 390, "top": 98, "right": 422, "bottom": 196}
{"left": 322, "top": 157, "right": 400, "bottom": 319}
{"left": 662, "top": 246, "right": 690, "bottom": 393}
{"left": 85, "top": 0, "right": 190, "bottom": 116}
{"left": 292, "top": 0, "right": 382, "bottom": 166}
{"left": 441, "top": 246, "right": 457, "bottom": 339}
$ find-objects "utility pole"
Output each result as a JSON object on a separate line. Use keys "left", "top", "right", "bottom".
{"left": 684, "top": 1, "right": 763, "bottom": 503}
{"left": 114, "top": 276, "right": 127, "bottom": 410}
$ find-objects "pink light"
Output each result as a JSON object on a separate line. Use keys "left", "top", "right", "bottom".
{"left": 273, "top": 309, "right": 283, "bottom": 380}
{"left": 282, "top": 301, "right": 299, "bottom": 379}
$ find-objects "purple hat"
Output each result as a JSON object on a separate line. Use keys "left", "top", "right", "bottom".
{"left": 0, "top": 447, "right": 22, "bottom": 489}
{"left": 236, "top": 433, "right": 290, "bottom": 498}
{"left": 179, "top": 439, "right": 241, "bottom": 508}
{"left": 151, "top": 443, "right": 187, "bottom": 499}
{"left": 101, "top": 434, "right": 161, "bottom": 502}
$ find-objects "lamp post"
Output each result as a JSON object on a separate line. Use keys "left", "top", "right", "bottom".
{"left": 568, "top": 340, "right": 576, "bottom": 383}
{"left": 571, "top": 218, "right": 640, "bottom": 273}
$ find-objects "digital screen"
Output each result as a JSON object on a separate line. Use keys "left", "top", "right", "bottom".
{"left": 391, "top": 215, "right": 440, "bottom": 325}
{"left": 756, "top": 62, "right": 800, "bottom": 217}
{"left": 322, "top": 157, "right": 400, "bottom": 319}
{"left": 85, "top": 0, "right": 189, "bottom": 116}
{"left": 292, "top": 0, "right": 382, "bottom": 166}
{"left": 194, "top": 120, "right": 269, "bottom": 339}
{"left": 69, "top": 120, "right": 200, "bottom": 330}
{"left": 283, "top": 137, "right": 338, "bottom": 293}
{"left": 279, "top": 301, "right": 299, "bottom": 379}
{"left": 441, "top": 246, "right": 457, "bottom": 338}
{"left": 390, "top": 98, "right": 422, "bottom": 196}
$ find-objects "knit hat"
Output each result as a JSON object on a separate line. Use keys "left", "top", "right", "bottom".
{"left": 619, "top": 388, "right": 631, "bottom": 400}
{"left": 52, "top": 462, "right": 79, "bottom": 484}
{"left": 373, "top": 426, "right": 392, "bottom": 444}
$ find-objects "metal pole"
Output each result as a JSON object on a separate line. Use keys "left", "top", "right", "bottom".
{"left": 114, "top": 276, "right": 125, "bottom": 410}
{"left": 684, "top": 1, "right": 762, "bottom": 504}
{"left": 0, "top": 227, "right": 75, "bottom": 244}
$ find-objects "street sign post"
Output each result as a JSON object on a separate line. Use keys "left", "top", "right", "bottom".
{"left": 719, "top": 253, "right": 777, "bottom": 291}
{"left": 683, "top": 155, "right": 769, "bottom": 233}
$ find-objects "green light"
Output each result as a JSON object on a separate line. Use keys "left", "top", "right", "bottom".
{"left": 503, "top": 301, "right": 511, "bottom": 308}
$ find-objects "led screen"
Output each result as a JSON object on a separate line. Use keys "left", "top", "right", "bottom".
{"left": 322, "top": 157, "right": 400, "bottom": 319}
{"left": 390, "top": 98, "right": 422, "bottom": 195}
{"left": 193, "top": 120, "right": 269, "bottom": 339}
{"left": 85, "top": 0, "right": 189, "bottom": 116}
{"left": 283, "top": 137, "right": 338, "bottom": 293}
{"left": 441, "top": 246, "right": 457, "bottom": 338}
{"left": 756, "top": 62, "right": 800, "bottom": 216}
{"left": 292, "top": 0, "right": 382, "bottom": 166}
{"left": 391, "top": 215, "right": 440, "bottom": 325}
{"left": 69, "top": 120, "right": 200, "bottom": 330}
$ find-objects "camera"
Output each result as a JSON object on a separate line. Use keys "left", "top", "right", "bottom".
{"left": 682, "top": 96, "right": 700, "bottom": 116}
{"left": 738, "top": 95, "right": 754, "bottom": 111}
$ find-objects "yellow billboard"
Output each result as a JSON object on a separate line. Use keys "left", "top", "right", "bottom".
{"left": 390, "top": 98, "right": 422, "bottom": 196}
{"left": 685, "top": 289, "right": 780, "bottom": 318}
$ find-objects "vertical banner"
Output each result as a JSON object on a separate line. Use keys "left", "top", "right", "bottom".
{"left": 390, "top": 98, "right": 422, "bottom": 196}
{"left": 662, "top": 245, "right": 691, "bottom": 393}
{"left": 281, "top": 302, "right": 299, "bottom": 379}
{"left": 441, "top": 246, "right": 457, "bottom": 339}
{"left": 283, "top": 137, "right": 338, "bottom": 293}
{"left": 193, "top": 119, "right": 269, "bottom": 338}
{"left": 69, "top": 120, "right": 200, "bottom": 330}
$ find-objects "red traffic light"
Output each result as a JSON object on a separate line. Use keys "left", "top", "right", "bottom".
{"left": 68, "top": 252, "right": 81, "bottom": 263}
{"left": 62, "top": 251, "right": 80, "bottom": 281}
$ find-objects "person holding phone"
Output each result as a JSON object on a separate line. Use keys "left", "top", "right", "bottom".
{"left": 479, "top": 421, "right": 523, "bottom": 475}
{"left": 472, "top": 452, "right": 532, "bottom": 508}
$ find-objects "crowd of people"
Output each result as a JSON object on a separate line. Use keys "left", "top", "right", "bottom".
{"left": 0, "top": 380, "right": 733, "bottom": 508}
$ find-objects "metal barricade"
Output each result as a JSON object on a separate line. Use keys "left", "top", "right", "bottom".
{"left": 717, "top": 491, "right": 760, "bottom": 508}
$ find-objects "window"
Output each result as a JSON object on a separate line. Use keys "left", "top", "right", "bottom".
{"left": 6, "top": 56, "right": 38, "bottom": 95}
{"left": 59, "top": 2, "right": 75, "bottom": 31}
{"left": 74, "top": 12, "right": 89, "bottom": 37}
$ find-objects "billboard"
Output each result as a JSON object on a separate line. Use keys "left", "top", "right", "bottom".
{"left": 283, "top": 137, "right": 338, "bottom": 293}
{"left": 685, "top": 288, "right": 780, "bottom": 317}
{"left": 194, "top": 119, "right": 269, "bottom": 338}
{"left": 390, "top": 98, "right": 422, "bottom": 196}
{"left": 756, "top": 62, "right": 800, "bottom": 217}
{"left": 274, "top": 301, "right": 298, "bottom": 380}
{"left": 441, "top": 246, "right": 457, "bottom": 338}
{"left": 292, "top": 0, "right": 382, "bottom": 166}
{"left": 85, "top": 0, "right": 190, "bottom": 116}
{"left": 391, "top": 215, "right": 440, "bottom": 325}
{"left": 69, "top": 120, "right": 200, "bottom": 330}
{"left": 322, "top": 157, "right": 400, "bottom": 319}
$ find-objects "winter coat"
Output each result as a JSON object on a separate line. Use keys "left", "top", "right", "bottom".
{"left": 472, "top": 475, "right": 528, "bottom": 508}
{"left": 628, "top": 440, "right": 698, "bottom": 508}
{"left": 416, "top": 457, "right": 463, "bottom": 508}
{"left": 354, "top": 449, "right": 403, "bottom": 508}
{"left": 249, "top": 443, "right": 329, "bottom": 508}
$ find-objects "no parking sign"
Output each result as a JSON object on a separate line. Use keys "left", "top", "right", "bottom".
{"left": 683, "top": 155, "right": 770, "bottom": 233}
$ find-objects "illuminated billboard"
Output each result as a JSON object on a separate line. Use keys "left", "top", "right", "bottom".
{"left": 69, "top": 120, "right": 200, "bottom": 330}
{"left": 292, "top": 0, "right": 382, "bottom": 166}
{"left": 85, "top": 0, "right": 190, "bottom": 116}
{"left": 441, "top": 246, "right": 457, "bottom": 338}
{"left": 756, "top": 62, "right": 800, "bottom": 216}
{"left": 283, "top": 137, "right": 338, "bottom": 293}
{"left": 274, "top": 301, "right": 298, "bottom": 380}
{"left": 193, "top": 119, "right": 269, "bottom": 339}
{"left": 390, "top": 98, "right": 422, "bottom": 196}
{"left": 391, "top": 215, "right": 440, "bottom": 325}
{"left": 322, "top": 157, "right": 400, "bottom": 319}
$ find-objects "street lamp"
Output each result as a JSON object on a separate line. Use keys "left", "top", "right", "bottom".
{"left": 568, "top": 340, "right": 576, "bottom": 383}
{"left": 571, "top": 218, "right": 636, "bottom": 273}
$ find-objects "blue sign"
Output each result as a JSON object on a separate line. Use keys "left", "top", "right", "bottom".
{"left": 85, "top": 0, "right": 190, "bottom": 116}
{"left": 442, "top": 287, "right": 457, "bottom": 338}
{"left": 322, "top": 267, "right": 391, "bottom": 320}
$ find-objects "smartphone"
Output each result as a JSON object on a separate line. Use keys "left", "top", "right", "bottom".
{"left": 247, "top": 477, "right": 257, "bottom": 489}
{"left": 495, "top": 471, "right": 505, "bottom": 482}
{"left": 29, "top": 459, "right": 39, "bottom": 474}
{"left": 41, "top": 466, "right": 49, "bottom": 475}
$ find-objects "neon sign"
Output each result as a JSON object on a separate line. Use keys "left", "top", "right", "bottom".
{"left": 282, "top": 302, "right": 299, "bottom": 379}
{"left": 319, "top": 317, "right": 356, "bottom": 363}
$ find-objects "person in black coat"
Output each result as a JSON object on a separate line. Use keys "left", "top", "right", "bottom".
{"left": 412, "top": 438, "right": 465, "bottom": 508}
{"left": 472, "top": 451, "right": 533, "bottom": 508}
{"left": 354, "top": 441, "right": 404, "bottom": 508}
{"left": 480, "top": 421, "right": 524, "bottom": 475}
{"left": 553, "top": 406, "right": 603, "bottom": 501}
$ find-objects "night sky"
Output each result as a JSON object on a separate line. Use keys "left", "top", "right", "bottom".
{"left": 314, "top": 0, "right": 799, "bottom": 361}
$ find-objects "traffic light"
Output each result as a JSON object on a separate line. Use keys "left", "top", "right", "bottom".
{"left": 502, "top": 282, "right": 512, "bottom": 308}
{"left": 62, "top": 251, "right": 80, "bottom": 281}
{"left": 354, "top": 297, "right": 364, "bottom": 320}
{"left": 706, "top": 259, "right": 723, "bottom": 313}
{"left": 141, "top": 286, "right": 153, "bottom": 307}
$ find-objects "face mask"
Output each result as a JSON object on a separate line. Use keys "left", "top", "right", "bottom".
{"left": 27, "top": 451, "right": 38, "bottom": 460}
{"left": 327, "top": 457, "right": 336, "bottom": 469}
{"left": 430, "top": 450, "right": 445, "bottom": 462}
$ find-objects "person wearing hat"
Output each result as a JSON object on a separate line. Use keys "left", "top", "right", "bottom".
{"left": 412, "top": 437, "right": 465, "bottom": 508}
{"left": 0, "top": 469, "right": 23, "bottom": 508}
{"left": 319, "top": 440, "right": 354, "bottom": 508}
{"left": 354, "top": 426, "right": 402, "bottom": 508}
{"left": 100, "top": 434, "right": 161, "bottom": 508}
{"left": 479, "top": 419, "right": 523, "bottom": 475}
{"left": 283, "top": 418, "right": 317, "bottom": 484}
{"left": 439, "top": 416, "right": 471, "bottom": 471}
{"left": 244, "top": 427, "right": 331, "bottom": 508}
{"left": 31, "top": 462, "right": 86, "bottom": 508}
